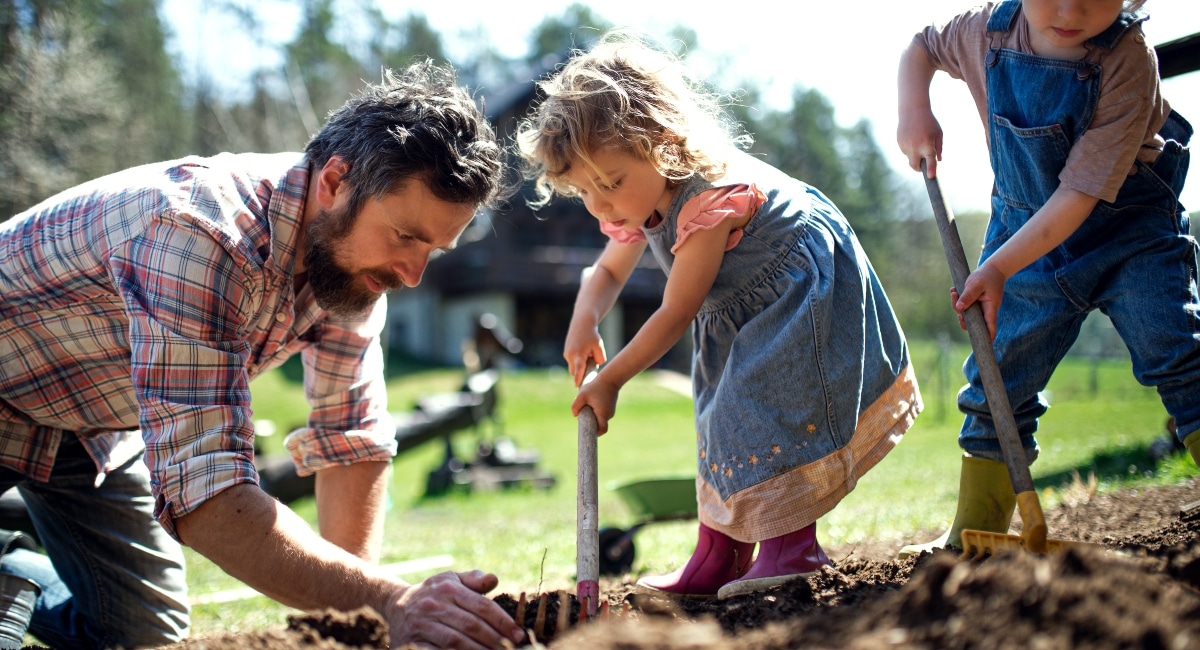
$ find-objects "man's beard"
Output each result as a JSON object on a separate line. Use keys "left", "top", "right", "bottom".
{"left": 303, "top": 203, "right": 398, "bottom": 318}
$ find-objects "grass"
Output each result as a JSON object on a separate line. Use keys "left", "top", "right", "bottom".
{"left": 184, "top": 339, "right": 1197, "bottom": 636}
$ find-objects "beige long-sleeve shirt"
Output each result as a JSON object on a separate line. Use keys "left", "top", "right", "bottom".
{"left": 915, "top": 2, "right": 1169, "bottom": 203}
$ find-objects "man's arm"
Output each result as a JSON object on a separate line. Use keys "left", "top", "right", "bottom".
{"left": 176, "top": 483, "right": 524, "bottom": 649}
{"left": 315, "top": 461, "right": 390, "bottom": 562}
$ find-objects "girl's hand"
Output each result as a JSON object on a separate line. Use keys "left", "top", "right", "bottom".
{"left": 571, "top": 374, "right": 619, "bottom": 435}
{"left": 563, "top": 324, "right": 607, "bottom": 388}
{"left": 951, "top": 263, "right": 1007, "bottom": 341}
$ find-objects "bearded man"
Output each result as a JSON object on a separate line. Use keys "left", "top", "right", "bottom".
{"left": 0, "top": 60, "right": 523, "bottom": 650}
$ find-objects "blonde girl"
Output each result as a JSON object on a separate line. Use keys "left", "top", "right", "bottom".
{"left": 519, "top": 31, "right": 922, "bottom": 598}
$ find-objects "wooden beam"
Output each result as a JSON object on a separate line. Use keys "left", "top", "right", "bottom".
{"left": 1157, "top": 32, "right": 1200, "bottom": 79}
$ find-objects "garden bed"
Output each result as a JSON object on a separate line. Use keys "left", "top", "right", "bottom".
{"left": 168, "top": 477, "right": 1200, "bottom": 649}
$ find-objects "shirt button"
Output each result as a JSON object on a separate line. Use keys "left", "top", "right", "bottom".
{"left": 275, "top": 313, "right": 287, "bottom": 323}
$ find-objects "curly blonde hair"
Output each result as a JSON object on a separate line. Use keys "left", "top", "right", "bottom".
{"left": 515, "top": 30, "right": 750, "bottom": 208}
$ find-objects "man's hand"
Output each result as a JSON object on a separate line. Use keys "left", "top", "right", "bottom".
{"left": 177, "top": 484, "right": 523, "bottom": 649}
{"left": 384, "top": 570, "right": 524, "bottom": 649}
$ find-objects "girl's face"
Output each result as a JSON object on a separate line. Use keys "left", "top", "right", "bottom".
{"left": 1022, "top": 0, "right": 1126, "bottom": 58}
{"left": 564, "top": 148, "right": 673, "bottom": 234}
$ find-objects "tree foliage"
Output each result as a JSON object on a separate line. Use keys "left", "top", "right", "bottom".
{"left": 0, "top": 0, "right": 979, "bottom": 339}
{"left": 0, "top": 6, "right": 128, "bottom": 217}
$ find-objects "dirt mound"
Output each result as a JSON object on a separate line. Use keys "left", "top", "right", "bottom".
{"left": 175, "top": 478, "right": 1200, "bottom": 649}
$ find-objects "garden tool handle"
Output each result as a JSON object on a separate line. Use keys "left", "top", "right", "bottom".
{"left": 576, "top": 359, "right": 599, "bottom": 617}
{"left": 920, "top": 162, "right": 1047, "bottom": 552}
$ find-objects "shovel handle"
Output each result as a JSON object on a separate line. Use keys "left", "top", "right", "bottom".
{"left": 920, "top": 161, "right": 1035, "bottom": 496}
{"left": 576, "top": 360, "right": 599, "bottom": 616}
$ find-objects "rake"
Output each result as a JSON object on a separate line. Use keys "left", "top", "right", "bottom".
{"left": 921, "top": 161, "right": 1097, "bottom": 558}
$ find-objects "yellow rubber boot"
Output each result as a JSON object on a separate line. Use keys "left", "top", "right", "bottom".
{"left": 897, "top": 455, "right": 1016, "bottom": 559}
{"left": 1185, "top": 429, "right": 1200, "bottom": 467}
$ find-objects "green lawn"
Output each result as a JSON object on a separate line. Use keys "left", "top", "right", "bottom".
{"left": 184, "top": 339, "right": 1195, "bottom": 636}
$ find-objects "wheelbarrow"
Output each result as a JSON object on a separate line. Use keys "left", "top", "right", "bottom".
{"left": 597, "top": 476, "right": 697, "bottom": 575}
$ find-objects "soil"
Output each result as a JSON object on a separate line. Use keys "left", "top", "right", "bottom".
{"left": 165, "top": 478, "right": 1200, "bottom": 649}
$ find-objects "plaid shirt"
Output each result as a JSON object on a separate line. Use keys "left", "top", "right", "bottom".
{"left": 0, "top": 152, "right": 397, "bottom": 539}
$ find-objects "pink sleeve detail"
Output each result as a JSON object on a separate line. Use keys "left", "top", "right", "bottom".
{"left": 670, "top": 184, "right": 766, "bottom": 254}
{"left": 599, "top": 219, "right": 647, "bottom": 244}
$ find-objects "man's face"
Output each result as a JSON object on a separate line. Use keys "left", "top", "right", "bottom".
{"left": 304, "top": 180, "right": 478, "bottom": 317}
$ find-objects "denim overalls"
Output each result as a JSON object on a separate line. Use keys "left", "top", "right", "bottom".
{"left": 641, "top": 150, "right": 922, "bottom": 542}
{"left": 958, "top": 0, "right": 1200, "bottom": 461}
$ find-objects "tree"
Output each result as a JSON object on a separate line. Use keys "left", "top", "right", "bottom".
{"left": 80, "top": 0, "right": 185, "bottom": 164}
{"left": 0, "top": 6, "right": 129, "bottom": 218}
{"left": 365, "top": 9, "right": 446, "bottom": 67}
{"left": 282, "top": 0, "right": 362, "bottom": 131}
{"left": 525, "top": 3, "right": 611, "bottom": 66}
{"left": 731, "top": 82, "right": 975, "bottom": 340}
{"left": 0, "top": 0, "right": 186, "bottom": 218}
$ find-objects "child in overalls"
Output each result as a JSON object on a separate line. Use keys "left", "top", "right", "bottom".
{"left": 897, "top": 0, "right": 1198, "bottom": 554}
{"left": 518, "top": 31, "right": 923, "bottom": 598}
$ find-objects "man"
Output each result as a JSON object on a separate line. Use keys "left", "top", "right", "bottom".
{"left": 0, "top": 61, "right": 525, "bottom": 649}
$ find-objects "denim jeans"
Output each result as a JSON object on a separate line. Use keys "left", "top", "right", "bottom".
{"left": 0, "top": 432, "right": 188, "bottom": 649}
{"left": 961, "top": 3, "right": 1200, "bottom": 459}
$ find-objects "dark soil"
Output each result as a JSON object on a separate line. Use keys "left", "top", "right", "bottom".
{"left": 171, "top": 477, "right": 1200, "bottom": 649}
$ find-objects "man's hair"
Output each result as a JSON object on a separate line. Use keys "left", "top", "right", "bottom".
{"left": 305, "top": 60, "right": 503, "bottom": 218}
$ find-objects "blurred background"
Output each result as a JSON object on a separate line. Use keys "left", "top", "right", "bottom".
{"left": 3, "top": 3, "right": 1196, "bottom": 635}
{"left": 2, "top": 0, "right": 1197, "bottom": 369}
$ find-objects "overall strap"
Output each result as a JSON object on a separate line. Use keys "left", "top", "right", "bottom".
{"left": 985, "top": 1, "right": 1020, "bottom": 66}
{"left": 986, "top": 0, "right": 1020, "bottom": 33}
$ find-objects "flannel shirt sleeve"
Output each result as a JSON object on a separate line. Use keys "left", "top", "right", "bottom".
{"left": 283, "top": 297, "right": 398, "bottom": 476}
{"left": 113, "top": 215, "right": 262, "bottom": 541}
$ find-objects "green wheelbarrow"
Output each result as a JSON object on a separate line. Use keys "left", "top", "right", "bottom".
{"left": 598, "top": 476, "right": 697, "bottom": 575}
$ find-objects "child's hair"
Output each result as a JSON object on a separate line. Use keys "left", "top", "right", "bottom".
{"left": 516, "top": 30, "right": 750, "bottom": 208}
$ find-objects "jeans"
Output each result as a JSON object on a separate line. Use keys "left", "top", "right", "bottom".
{"left": 0, "top": 432, "right": 188, "bottom": 649}
{"left": 965, "top": 11, "right": 1200, "bottom": 457}
{"left": 959, "top": 155, "right": 1200, "bottom": 459}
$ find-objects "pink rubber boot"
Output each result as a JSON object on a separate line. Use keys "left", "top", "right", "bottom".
{"left": 636, "top": 523, "right": 754, "bottom": 597}
{"left": 716, "top": 522, "right": 830, "bottom": 599}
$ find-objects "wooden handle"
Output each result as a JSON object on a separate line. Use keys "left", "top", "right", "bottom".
{"left": 576, "top": 359, "right": 599, "bottom": 616}
{"left": 921, "top": 162, "right": 1034, "bottom": 495}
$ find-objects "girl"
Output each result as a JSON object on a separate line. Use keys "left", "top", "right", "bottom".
{"left": 517, "top": 32, "right": 922, "bottom": 599}
{"left": 897, "top": 0, "right": 1197, "bottom": 555}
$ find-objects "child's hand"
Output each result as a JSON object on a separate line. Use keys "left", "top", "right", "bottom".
{"left": 897, "top": 41, "right": 942, "bottom": 178}
{"left": 951, "top": 263, "right": 1006, "bottom": 341}
{"left": 572, "top": 374, "right": 619, "bottom": 435}
{"left": 897, "top": 110, "right": 943, "bottom": 178}
{"left": 564, "top": 324, "right": 607, "bottom": 388}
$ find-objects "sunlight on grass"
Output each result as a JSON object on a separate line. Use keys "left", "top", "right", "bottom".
{"left": 184, "top": 339, "right": 1198, "bottom": 636}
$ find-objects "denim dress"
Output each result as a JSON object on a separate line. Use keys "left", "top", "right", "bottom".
{"left": 958, "top": 0, "right": 1200, "bottom": 461}
{"left": 642, "top": 150, "right": 922, "bottom": 542}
